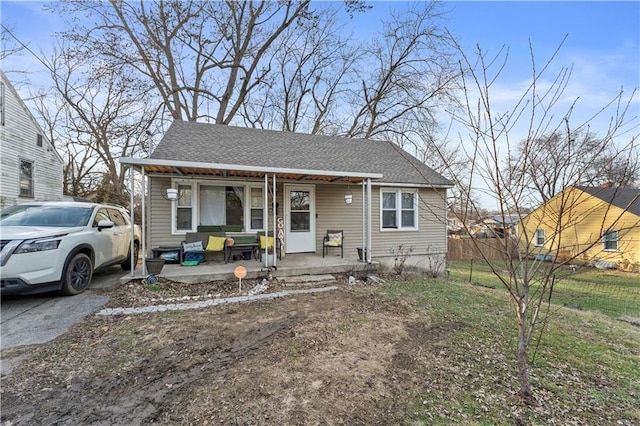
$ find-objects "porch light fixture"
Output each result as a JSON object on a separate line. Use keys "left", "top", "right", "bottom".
{"left": 344, "top": 187, "right": 353, "bottom": 204}
{"left": 166, "top": 188, "right": 178, "bottom": 201}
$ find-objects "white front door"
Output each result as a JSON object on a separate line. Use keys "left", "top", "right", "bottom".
{"left": 284, "top": 185, "right": 315, "bottom": 253}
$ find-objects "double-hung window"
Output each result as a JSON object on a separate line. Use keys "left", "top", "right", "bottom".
{"left": 175, "top": 184, "right": 193, "bottom": 232}
{"left": 381, "top": 189, "right": 418, "bottom": 230}
{"left": 602, "top": 230, "right": 618, "bottom": 251}
{"left": 534, "top": 229, "right": 545, "bottom": 246}
{"left": 249, "top": 186, "right": 264, "bottom": 230}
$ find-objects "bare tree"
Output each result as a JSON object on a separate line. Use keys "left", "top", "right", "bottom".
{"left": 509, "top": 128, "right": 639, "bottom": 204}
{"left": 50, "top": 0, "right": 318, "bottom": 123}
{"left": 29, "top": 89, "right": 102, "bottom": 197}
{"left": 242, "top": 6, "right": 359, "bottom": 134}
{"left": 344, "top": 2, "right": 459, "bottom": 141}
{"left": 442, "top": 38, "right": 639, "bottom": 399}
{"left": 41, "top": 41, "right": 159, "bottom": 203}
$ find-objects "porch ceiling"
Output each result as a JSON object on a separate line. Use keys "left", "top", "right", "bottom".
{"left": 141, "top": 164, "right": 371, "bottom": 183}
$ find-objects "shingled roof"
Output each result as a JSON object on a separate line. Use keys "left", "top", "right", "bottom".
{"left": 150, "top": 121, "right": 452, "bottom": 186}
{"left": 575, "top": 186, "right": 640, "bottom": 217}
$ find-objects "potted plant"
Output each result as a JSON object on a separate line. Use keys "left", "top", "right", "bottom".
{"left": 145, "top": 257, "right": 165, "bottom": 274}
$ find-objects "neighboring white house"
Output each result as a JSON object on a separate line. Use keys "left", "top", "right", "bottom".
{"left": 0, "top": 70, "right": 64, "bottom": 208}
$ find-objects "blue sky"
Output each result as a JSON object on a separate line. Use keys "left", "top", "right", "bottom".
{"left": 3, "top": 1, "right": 637, "bottom": 119}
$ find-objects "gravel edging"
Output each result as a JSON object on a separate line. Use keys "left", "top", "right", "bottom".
{"left": 96, "top": 286, "right": 339, "bottom": 316}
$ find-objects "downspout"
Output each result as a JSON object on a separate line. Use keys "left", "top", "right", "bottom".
{"left": 141, "top": 166, "right": 147, "bottom": 275}
{"left": 129, "top": 167, "right": 135, "bottom": 276}
{"left": 366, "top": 178, "right": 372, "bottom": 263}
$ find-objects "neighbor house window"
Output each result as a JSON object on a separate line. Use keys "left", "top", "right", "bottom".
{"left": 380, "top": 189, "right": 418, "bottom": 230}
{"left": 534, "top": 229, "right": 545, "bottom": 246}
{"left": 602, "top": 231, "right": 618, "bottom": 251}
{"left": 19, "top": 159, "right": 34, "bottom": 198}
{"left": 175, "top": 184, "right": 193, "bottom": 231}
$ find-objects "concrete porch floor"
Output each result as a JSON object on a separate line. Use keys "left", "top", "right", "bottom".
{"left": 122, "top": 253, "right": 378, "bottom": 285}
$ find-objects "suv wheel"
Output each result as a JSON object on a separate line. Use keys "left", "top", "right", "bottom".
{"left": 121, "top": 242, "right": 139, "bottom": 270}
{"left": 59, "top": 253, "right": 93, "bottom": 295}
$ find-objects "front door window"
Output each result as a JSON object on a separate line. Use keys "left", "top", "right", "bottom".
{"left": 290, "top": 191, "right": 310, "bottom": 232}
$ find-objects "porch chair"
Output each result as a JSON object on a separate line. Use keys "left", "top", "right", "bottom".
{"left": 323, "top": 230, "right": 344, "bottom": 258}
{"left": 257, "top": 231, "right": 282, "bottom": 261}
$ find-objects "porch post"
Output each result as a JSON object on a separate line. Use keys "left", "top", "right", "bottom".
{"left": 141, "top": 166, "right": 147, "bottom": 275}
{"left": 361, "top": 180, "right": 366, "bottom": 262}
{"left": 366, "top": 178, "right": 372, "bottom": 263}
{"left": 272, "top": 173, "right": 277, "bottom": 268}
{"left": 263, "top": 173, "right": 268, "bottom": 267}
{"left": 129, "top": 166, "right": 135, "bottom": 276}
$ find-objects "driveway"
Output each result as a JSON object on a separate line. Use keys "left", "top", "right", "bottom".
{"left": 1, "top": 264, "right": 132, "bottom": 375}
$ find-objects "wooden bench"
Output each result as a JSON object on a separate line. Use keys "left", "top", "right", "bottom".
{"left": 182, "top": 231, "right": 262, "bottom": 264}
{"left": 181, "top": 231, "right": 226, "bottom": 263}
{"left": 224, "top": 233, "right": 260, "bottom": 263}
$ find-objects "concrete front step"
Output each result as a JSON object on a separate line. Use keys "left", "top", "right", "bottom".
{"left": 280, "top": 274, "right": 338, "bottom": 288}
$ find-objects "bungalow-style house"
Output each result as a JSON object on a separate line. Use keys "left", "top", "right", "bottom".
{"left": 519, "top": 185, "right": 640, "bottom": 271}
{"left": 0, "top": 70, "right": 64, "bottom": 208}
{"left": 120, "top": 121, "right": 453, "bottom": 274}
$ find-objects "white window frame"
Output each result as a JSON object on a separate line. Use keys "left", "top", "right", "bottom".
{"left": 534, "top": 229, "right": 545, "bottom": 246}
{"left": 602, "top": 230, "right": 619, "bottom": 251}
{"left": 170, "top": 180, "right": 269, "bottom": 235}
{"left": 379, "top": 188, "right": 418, "bottom": 231}
{"left": 171, "top": 181, "right": 196, "bottom": 234}
{"left": 247, "top": 185, "right": 265, "bottom": 232}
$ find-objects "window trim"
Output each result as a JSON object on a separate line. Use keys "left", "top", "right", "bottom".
{"left": 171, "top": 181, "right": 197, "bottom": 234}
{"left": 602, "top": 230, "right": 619, "bottom": 251}
{"left": 170, "top": 180, "right": 269, "bottom": 235}
{"left": 379, "top": 188, "right": 418, "bottom": 231}
{"left": 247, "top": 184, "right": 265, "bottom": 232}
{"left": 534, "top": 229, "right": 545, "bottom": 246}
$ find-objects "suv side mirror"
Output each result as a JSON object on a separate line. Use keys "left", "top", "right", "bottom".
{"left": 97, "top": 220, "right": 115, "bottom": 231}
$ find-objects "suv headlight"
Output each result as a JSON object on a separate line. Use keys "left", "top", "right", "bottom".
{"left": 15, "top": 238, "right": 62, "bottom": 253}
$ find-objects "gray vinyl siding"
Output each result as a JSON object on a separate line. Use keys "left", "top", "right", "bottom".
{"left": 315, "top": 184, "right": 365, "bottom": 256}
{"left": 316, "top": 184, "right": 447, "bottom": 261}
{"left": 147, "top": 177, "right": 448, "bottom": 267}
{"left": 148, "top": 176, "right": 182, "bottom": 250}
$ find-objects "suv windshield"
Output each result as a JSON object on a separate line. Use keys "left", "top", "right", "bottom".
{"left": 0, "top": 205, "right": 94, "bottom": 227}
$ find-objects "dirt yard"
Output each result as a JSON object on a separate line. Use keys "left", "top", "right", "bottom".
{"left": 2, "top": 276, "right": 636, "bottom": 425}
{"left": 1, "top": 277, "right": 442, "bottom": 425}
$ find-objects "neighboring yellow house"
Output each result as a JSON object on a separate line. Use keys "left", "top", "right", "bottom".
{"left": 519, "top": 186, "right": 640, "bottom": 271}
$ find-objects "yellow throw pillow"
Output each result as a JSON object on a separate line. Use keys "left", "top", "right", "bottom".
{"left": 260, "top": 235, "right": 274, "bottom": 249}
{"left": 206, "top": 236, "right": 226, "bottom": 251}
{"left": 326, "top": 232, "right": 342, "bottom": 246}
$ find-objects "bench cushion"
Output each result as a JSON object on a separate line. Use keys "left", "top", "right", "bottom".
{"left": 206, "top": 236, "right": 226, "bottom": 251}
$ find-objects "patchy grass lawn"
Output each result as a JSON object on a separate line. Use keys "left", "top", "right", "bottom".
{"left": 447, "top": 259, "right": 640, "bottom": 321}
{"left": 1, "top": 275, "right": 638, "bottom": 425}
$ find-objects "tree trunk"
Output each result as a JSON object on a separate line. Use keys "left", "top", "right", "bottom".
{"left": 517, "top": 302, "right": 532, "bottom": 398}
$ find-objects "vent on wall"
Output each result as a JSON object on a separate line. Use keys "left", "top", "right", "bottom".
{"left": 37, "top": 134, "right": 43, "bottom": 147}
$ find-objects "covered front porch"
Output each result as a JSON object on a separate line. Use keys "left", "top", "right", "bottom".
{"left": 124, "top": 253, "right": 379, "bottom": 285}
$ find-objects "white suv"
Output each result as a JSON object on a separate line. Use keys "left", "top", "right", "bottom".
{"left": 0, "top": 202, "right": 141, "bottom": 296}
